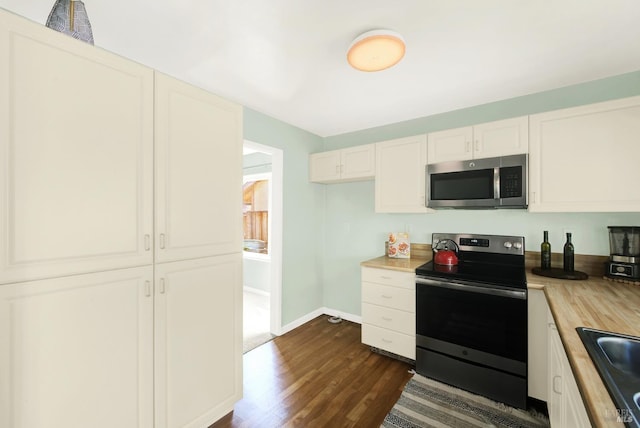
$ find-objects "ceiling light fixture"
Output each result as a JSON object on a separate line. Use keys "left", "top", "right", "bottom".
{"left": 347, "top": 29, "right": 405, "bottom": 72}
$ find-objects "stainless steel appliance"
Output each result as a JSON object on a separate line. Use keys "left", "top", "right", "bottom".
{"left": 606, "top": 226, "right": 640, "bottom": 280}
{"left": 426, "top": 154, "right": 527, "bottom": 209}
{"left": 415, "top": 233, "right": 528, "bottom": 409}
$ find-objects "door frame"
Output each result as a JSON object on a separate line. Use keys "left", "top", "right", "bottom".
{"left": 243, "top": 140, "right": 283, "bottom": 335}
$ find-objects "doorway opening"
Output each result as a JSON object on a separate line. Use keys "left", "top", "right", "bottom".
{"left": 242, "top": 140, "right": 283, "bottom": 353}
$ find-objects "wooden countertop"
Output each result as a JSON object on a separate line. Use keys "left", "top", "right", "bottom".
{"left": 528, "top": 272, "right": 640, "bottom": 427}
{"left": 364, "top": 256, "right": 640, "bottom": 427}
{"left": 360, "top": 255, "right": 430, "bottom": 272}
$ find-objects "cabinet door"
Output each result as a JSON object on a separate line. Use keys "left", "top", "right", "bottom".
{"left": 529, "top": 96, "right": 640, "bottom": 212}
{"left": 0, "top": 267, "right": 154, "bottom": 428}
{"left": 375, "top": 135, "right": 432, "bottom": 213}
{"left": 427, "top": 126, "right": 473, "bottom": 163}
{"left": 154, "top": 255, "right": 242, "bottom": 428}
{"left": 548, "top": 318, "right": 564, "bottom": 428}
{"left": 340, "top": 144, "right": 375, "bottom": 181}
{"left": 0, "top": 11, "right": 154, "bottom": 284}
{"left": 528, "top": 289, "right": 548, "bottom": 401}
{"left": 473, "top": 116, "right": 528, "bottom": 159}
{"left": 309, "top": 150, "right": 341, "bottom": 183}
{"left": 155, "top": 73, "right": 243, "bottom": 262}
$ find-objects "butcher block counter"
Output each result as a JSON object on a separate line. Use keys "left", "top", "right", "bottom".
{"left": 360, "top": 255, "right": 429, "bottom": 272}
{"left": 529, "top": 274, "right": 640, "bottom": 427}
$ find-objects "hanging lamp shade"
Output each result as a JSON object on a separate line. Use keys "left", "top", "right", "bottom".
{"left": 46, "top": 0, "right": 94, "bottom": 45}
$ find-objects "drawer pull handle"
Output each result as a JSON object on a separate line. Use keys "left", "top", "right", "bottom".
{"left": 382, "top": 338, "right": 393, "bottom": 343}
{"left": 381, "top": 295, "right": 392, "bottom": 299}
{"left": 382, "top": 316, "right": 393, "bottom": 321}
{"left": 380, "top": 276, "right": 392, "bottom": 279}
{"left": 553, "top": 375, "right": 562, "bottom": 394}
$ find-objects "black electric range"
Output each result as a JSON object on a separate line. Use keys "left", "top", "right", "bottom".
{"left": 415, "top": 233, "right": 529, "bottom": 409}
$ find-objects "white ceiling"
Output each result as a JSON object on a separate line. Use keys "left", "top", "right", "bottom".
{"left": 2, "top": 0, "right": 640, "bottom": 137}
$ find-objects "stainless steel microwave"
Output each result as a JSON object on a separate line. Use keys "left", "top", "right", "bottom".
{"left": 426, "top": 154, "right": 528, "bottom": 209}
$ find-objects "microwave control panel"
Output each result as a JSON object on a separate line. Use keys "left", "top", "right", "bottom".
{"left": 499, "top": 166, "right": 522, "bottom": 198}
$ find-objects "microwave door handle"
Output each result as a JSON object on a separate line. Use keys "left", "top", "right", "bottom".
{"left": 494, "top": 167, "right": 500, "bottom": 200}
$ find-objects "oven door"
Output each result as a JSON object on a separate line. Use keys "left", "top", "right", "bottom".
{"left": 416, "top": 276, "right": 527, "bottom": 375}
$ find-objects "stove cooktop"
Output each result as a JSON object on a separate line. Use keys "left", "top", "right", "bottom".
{"left": 416, "top": 232, "right": 527, "bottom": 289}
{"left": 415, "top": 260, "right": 527, "bottom": 289}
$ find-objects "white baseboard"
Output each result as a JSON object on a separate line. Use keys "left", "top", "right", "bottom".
{"left": 278, "top": 307, "right": 361, "bottom": 336}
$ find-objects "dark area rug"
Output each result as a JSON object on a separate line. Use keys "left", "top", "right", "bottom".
{"left": 382, "top": 374, "right": 550, "bottom": 428}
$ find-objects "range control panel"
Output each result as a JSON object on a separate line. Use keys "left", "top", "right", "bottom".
{"left": 434, "top": 233, "right": 525, "bottom": 255}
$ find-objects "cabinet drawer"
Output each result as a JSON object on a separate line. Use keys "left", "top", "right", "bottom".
{"left": 362, "top": 303, "right": 415, "bottom": 335}
{"left": 362, "top": 282, "right": 415, "bottom": 312}
{"left": 362, "top": 324, "right": 415, "bottom": 360}
{"left": 361, "top": 267, "right": 415, "bottom": 289}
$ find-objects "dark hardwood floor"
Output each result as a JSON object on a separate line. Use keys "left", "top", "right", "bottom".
{"left": 211, "top": 315, "right": 413, "bottom": 428}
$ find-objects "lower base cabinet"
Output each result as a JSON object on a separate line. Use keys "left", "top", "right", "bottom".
{"left": 0, "top": 266, "right": 155, "bottom": 428}
{"left": 361, "top": 267, "right": 415, "bottom": 360}
{"left": 547, "top": 309, "right": 591, "bottom": 428}
{"left": 155, "top": 255, "right": 242, "bottom": 428}
{"left": 0, "top": 254, "right": 241, "bottom": 428}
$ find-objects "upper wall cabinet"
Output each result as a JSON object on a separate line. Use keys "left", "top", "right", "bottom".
{"left": 155, "top": 73, "right": 243, "bottom": 263}
{"left": 375, "top": 135, "right": 432, "bottom": 213}
{"left": 529, "top": 96, "right": 640, "bottom": 212}
{"left": 0, "top": 11, "right": 154, "bottom": 284}
{"left": 309, "top": 144, "right": 375, "bottom": 183}
{"left": 427, "top": 116, "right": 528, "bottom": 163}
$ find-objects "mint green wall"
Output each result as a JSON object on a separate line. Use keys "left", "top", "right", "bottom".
{"left": 242, "top": 108, "right": 325, "bottom": 326}
{"left": 324, "top": 70, "right": 640, "bottom": 148}
{"left": 244, "top": 72, "right": 640, "bottom": 323}
{"left": 321, "top": 71, "right": 640, "bottom": 317}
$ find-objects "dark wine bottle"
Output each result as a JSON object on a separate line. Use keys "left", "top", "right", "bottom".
{"left": 563, "top": 233, "right": 574, "bottom": 272}
{"left": 541, "top": 231, "right": 551, "bottom": 269}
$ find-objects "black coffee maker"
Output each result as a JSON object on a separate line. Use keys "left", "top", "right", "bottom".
{"left": 606, "top": 226, "right": 640, "bottom": 280}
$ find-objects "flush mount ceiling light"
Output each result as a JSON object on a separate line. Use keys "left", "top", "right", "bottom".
{"left": 347, "top": 29, "right": 405, "bottom": 72}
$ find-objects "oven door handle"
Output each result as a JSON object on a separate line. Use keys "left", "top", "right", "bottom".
{"left": 416, "top": 277, "right": 526, "bottom": 299}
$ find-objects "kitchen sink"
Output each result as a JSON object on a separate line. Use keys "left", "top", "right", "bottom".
{"left": 597, "top": 336, "right": 640, "bottom": 377}
{"left": 577, "top": 327, "right": 640, "bottom": 427}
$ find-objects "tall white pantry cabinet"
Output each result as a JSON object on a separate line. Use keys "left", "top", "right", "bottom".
{"left": 0, "top": 10, "right": 242, "bottom": 428}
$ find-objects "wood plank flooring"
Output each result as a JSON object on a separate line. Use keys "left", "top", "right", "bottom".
{"left": 210, "top": 315, "right": 413, "bottom": 428}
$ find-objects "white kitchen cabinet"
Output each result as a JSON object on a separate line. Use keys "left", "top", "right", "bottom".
{"left": 361, "top": 267, "right": 416, "bottom": 360}
{"left": 0, "top": 11, "right": 154, "bottom": 284}
{"left": 155, "top": 73, "right": 243, "bottom": 263}
{"left": 527, "top": 288, "right": 548, "bottom": 402}
{"left": 427, "top": 116, "right": 528, "bottom": 163}
{"left": 529, "top": 96, "right": 640, "bottom": 212}
{"left": 375, "top": 134, "right": 432, "bottom": 213}
{"left": 547, "top": 309, "right": 591, "bottom": 428}
{"left": 309, "top": 144, "right": 375, "bottom": 183}
{"left": 0, "top": 267, "right": 154, "bottom": 428}
{"left": 0, "top": 10, "right": 243, "bottom": 428}
{"left": 155, "top": 255, "right": 242, "bottom": 428}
